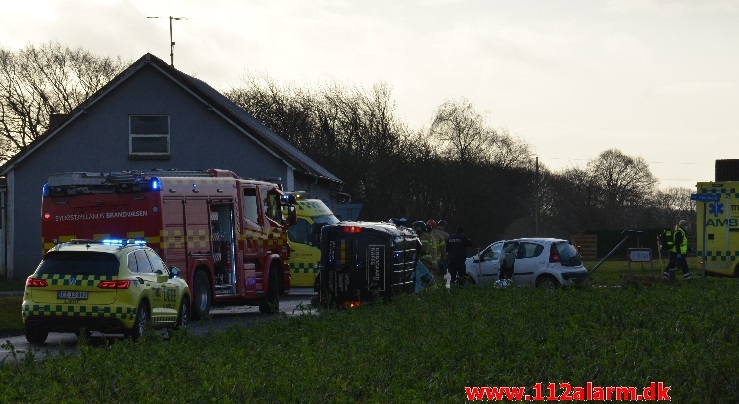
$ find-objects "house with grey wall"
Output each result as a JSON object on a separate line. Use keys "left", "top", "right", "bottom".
{"left": 0, "top": 53, "right": 345, "bottom": 280}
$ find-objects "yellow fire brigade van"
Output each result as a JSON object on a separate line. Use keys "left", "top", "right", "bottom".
{"left": 286, "top": 192, "right": 339, "bottom": 287}
{"left": 695, "top": 181, "right": 739, "bottom": 277}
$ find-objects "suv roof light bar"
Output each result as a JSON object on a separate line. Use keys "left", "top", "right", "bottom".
{"left": 67, "top": 239, "right": 146, "bottom": 246}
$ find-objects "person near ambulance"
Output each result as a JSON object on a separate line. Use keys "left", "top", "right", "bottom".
{"left": 446, "top": 226, "right": 472, "bottom": 287}
{"left": 663, "top": 219, "right": 693, "bottom": 283}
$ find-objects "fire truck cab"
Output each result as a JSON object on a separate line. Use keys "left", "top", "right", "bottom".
{"left": 42, "top": 169, "right": 297, "bottom": 318}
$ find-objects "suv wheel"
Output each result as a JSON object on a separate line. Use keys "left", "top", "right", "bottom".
{"left": 175, "top": 296, "right": 190, "bottom": 330}
{"left": 129, "top": 302, "right": 149, "bottom": 341}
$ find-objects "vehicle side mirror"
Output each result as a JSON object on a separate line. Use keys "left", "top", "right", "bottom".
{"left": 283, "top": 205, "right": 297, "bottom": 226}
{"left": 169, "top": 266, "right": 180, "bottom": 279}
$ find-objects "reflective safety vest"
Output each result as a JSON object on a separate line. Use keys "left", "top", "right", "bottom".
{"left": 427, "top": 230, "right": 442, "bottom": 263}
{"left": 432, "top": 229, "right": 449, "bottom": 261}
{"left": 670, "top": 227, "right": 688, "bottom": 255}
{"left": 419, "top": 232, "right": 433, "bottom": 261}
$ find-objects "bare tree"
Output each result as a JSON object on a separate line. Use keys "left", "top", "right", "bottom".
{"left": 481, "top": 127, "right": 534, "bottom": 169}
{"left": 227, "top": 75, "right": 421, "bottom": 219}
{"left": 647, "top": 186, "right": 696, "bottom": 228}
{"left": 429, "top": 97, "right": 488, "bottom": 163}
{"left": 0, "top": 42, "right": 126, "bottom": 162}
{"left": 587, "top": 149, "right": 657, "bottom": 209}
{"left": 429, "top": 98, "right": 533, "bottom": 169}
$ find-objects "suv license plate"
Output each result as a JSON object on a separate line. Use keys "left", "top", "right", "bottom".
{"left": 58, "top": 291, "right": 88, "bottom": 300}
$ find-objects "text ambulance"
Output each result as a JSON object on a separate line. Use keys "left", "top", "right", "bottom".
{"left": 42, "top": 169, "right": 297, "bottom": 318}
{"left": 285, "top": 192, "right": 339, "bottom": 287}
{"left": 695, "top": 181, "right": 739, "bottom": 277}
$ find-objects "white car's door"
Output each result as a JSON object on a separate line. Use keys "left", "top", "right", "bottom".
{"left": 512, "top": 242, "right": 547, "bottom": 285}
{"left": 467, "top": 242, "right": 502, "bottom": 284}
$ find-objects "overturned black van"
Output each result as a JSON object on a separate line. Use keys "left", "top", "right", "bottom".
{"left": 318, "top": 221, "right": 419, "bottom": 307}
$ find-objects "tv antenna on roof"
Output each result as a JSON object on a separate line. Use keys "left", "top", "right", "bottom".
{"left": 146, "top": 16, "right": 189, "bottom": 67}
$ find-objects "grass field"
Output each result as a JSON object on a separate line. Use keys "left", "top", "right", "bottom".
{"left": 0, "top": 257, "right": 710, "bottom": 335}
{"left": 0, "top": 268, "right": 736, "bottom": 402}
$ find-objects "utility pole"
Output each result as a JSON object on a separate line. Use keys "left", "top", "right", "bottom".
{"left": 535, "top": 156, "right": 539, "bottom": 237}
{"left": 147, "top": 16, "right": 188, "bottom": 67}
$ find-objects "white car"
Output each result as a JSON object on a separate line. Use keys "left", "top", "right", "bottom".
{"left": 464, "top": 238, "right": 588, "bottom": 288}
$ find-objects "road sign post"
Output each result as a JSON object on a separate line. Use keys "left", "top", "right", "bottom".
{"left": 627, "top": 248, "right": 653, "bottom": 276}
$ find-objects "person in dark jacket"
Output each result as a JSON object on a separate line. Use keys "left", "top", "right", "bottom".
{"left": 446, "top": 226, "right": 472, "bottom": 286}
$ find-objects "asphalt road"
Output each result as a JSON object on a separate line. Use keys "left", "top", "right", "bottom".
{"left": 0, "top": 290, "right": 316, "bottom": 364}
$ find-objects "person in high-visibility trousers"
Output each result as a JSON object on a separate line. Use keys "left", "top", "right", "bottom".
{"left": 427, "top": 219, "right": 446, "bottom": 280}
{"left": 422, "top": 221, "right": 439, "bottom": 280}
{"left": 434, "top": 219, "right": 450, "bottom": 278}
{"left": 663, "top": 219, "right": 692, "bottom": 283}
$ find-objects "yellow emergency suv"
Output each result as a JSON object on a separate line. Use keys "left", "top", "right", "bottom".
{"left": 286, "top": 193, "right": 339, "bottom": 287}
{"left": 696, "top": 181, "right": 739, "bottom": 277}
{"left": 22, "top": 239, "right": 190, "bottom": 344}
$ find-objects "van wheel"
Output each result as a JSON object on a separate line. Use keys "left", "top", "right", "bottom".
{"left": 25, "top": 325, "right": 49, "bottom": 345}
{"left": 259, "top": 267, "right": 280, "bottom": 314}
{"left": 192, "top": 271, "right": 212, "bottom": 320}
{"left": 536, "top": 275, "right": 559, "bottom": 291}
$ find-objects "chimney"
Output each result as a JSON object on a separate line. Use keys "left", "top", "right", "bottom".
{"left": 48, "top": 113, "right": 68, "bottom": 128}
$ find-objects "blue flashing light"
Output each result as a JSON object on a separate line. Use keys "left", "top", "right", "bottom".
{"left": 42, "top": 183, "right": 49, "bottom": 197}
{"left": 150, "top": 177, "right": 162, "bottom": 191}
{"left": 102, "top": 239, "right": 124, "bottom": 245}
{"left": 101, "top": 239, "right": 146, "bottom": 246}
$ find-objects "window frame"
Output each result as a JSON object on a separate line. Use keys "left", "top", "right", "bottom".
{"left": 129, "top": 114, "right": 171, "bottom": 159}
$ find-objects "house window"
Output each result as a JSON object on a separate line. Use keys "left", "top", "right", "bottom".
{"left": 129, "top": 115, "right": 170, "bottom": 158}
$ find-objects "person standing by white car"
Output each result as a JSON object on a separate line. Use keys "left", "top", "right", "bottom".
{"left": 446, "top": 226, "right": 472, "bottom": 287}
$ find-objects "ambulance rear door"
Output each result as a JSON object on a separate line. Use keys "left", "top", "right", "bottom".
{"left": 697, "top": 182, "right": 737, "bottom": 276}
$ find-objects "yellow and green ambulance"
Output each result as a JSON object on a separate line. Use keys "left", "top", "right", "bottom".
{"left": 286, "top": 193, "right": 339, "bottom": 287}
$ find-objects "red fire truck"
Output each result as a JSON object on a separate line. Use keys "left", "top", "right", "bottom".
{"left": 41, "top": 169, "right": 297, "bottom": 319}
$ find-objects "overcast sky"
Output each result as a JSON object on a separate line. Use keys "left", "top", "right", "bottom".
{"left": 2, "top": 0, "right": 737, "bottom": 190}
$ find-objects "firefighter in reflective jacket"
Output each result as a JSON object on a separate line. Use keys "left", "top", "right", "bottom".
{"left": 433, "top": 220, "right": 450, "bottom": 276}
{"left": 663, "top": 220, "right": 692, "bottom": 282}
{"left": 413, "top": 221, "right": 434, "bottom": 277}
{"left": 427, "top": 219, "right": 446, "bottom": 277}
